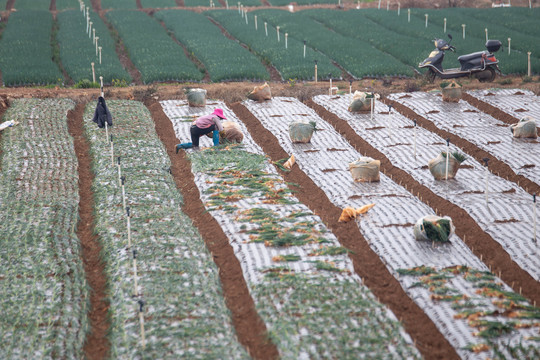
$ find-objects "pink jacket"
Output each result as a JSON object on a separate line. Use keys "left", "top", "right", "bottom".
{"left": 194, "top": 114, "right": 223, "bottom": 132}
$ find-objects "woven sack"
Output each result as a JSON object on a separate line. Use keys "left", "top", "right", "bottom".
{"left": 348, "top": 91, "right": 373, "bottom": 113}
{"left": 289, "top": 120, "right": 316, "bottom": 143}
{"left": 247, "top": 82, "right": 272, "bottom": 101}
{"left": 220, "top": 121, "right": 244, "bottom": 143}
{"left": 441, "top": 81, "right": 462, "bottom": 102}
{"left": 349, "top": 157, "right": 380, "bottom": 182}
{"left": 511, "top": 116, "right": 537, "bottom": 139}
{"left": 186, "top": 88, "right": 207, "bottom": 107}
{"left": 428, "top": 152, "right": 460, "bottom": 180}
{"left": 414, "top": 215, "right": 455, "bottom": 242}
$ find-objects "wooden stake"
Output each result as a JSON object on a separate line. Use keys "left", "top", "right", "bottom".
{"left": 91, "top": 62, "right": 95, "bottom": 83}
{"left": 508, "top": 38, "right": 511, "bottom": 55}
{"left": 527, "top": 52, "right": 532, "bottom": 77}
{"left": 444, "top": 18, "right": 446, "bottom": 33}
{"left": 138, "top": 299, "right": 146, "bottom": 348}
{"left": 408, "top": 8, "right": 410, "bottom": 22}
{"left": 462, "top": 24, "right": 466, "bottom": 39}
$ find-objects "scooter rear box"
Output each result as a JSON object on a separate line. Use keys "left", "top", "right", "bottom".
{"left": 486, "top": 40, "right": 502, "bottom": 52}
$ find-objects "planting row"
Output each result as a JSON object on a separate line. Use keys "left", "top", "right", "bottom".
{"left": 82, "top": 99, "right": 247, "bottom": 358}
{"left": 161, "top": 100, "right": 420, "bottom": 358}
{"left": 0, "top": 99, "right": 88, "bottom": 358}
{"left": 388, "top": 90, "right": 540, "bottom": 187}
{"left": 315, "top": 93, "right": 539, "bottom": 281}
{"left": 241, "top": 96, "right": 539, "bottom": 358}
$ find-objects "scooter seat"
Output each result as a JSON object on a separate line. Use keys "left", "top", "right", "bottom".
{"left": 458, "top": 51, "right": 486, "bottom": 62}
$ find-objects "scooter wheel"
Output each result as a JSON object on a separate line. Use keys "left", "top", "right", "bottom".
{"left": 476, "top": 68, "right": 496, "bottom": 82}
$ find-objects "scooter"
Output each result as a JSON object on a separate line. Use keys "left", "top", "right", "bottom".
{"left": 419, "top": 34, "right": 502, "bottom": 83}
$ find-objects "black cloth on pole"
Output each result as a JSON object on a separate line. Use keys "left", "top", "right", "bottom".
{"left": 92, "top": 96, "right": 113, "bottom": 128}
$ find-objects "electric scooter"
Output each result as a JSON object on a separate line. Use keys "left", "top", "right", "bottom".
{"left": 419, "top": 34, "right": 502, "bottom": 83}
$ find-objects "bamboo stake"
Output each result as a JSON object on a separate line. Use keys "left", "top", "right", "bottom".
{"left": 398, "top": 2, "right": 400, "bottom": 15}
{"left": 285, "top": 33, "right": 288, "bottom": 49}
{"left": 370, "top": 96, "right": 374, "bottom": 121}
{"left": 122, "top": 176, "right": 127, "bottom": 211}
{"left": 105, "top": 120, "right": 109, "bottom": 142}
{"left": 264, "top": 22, "right": 268, "bottom": 36}
{"left": 93, "top": 28, "right": 95, "bottom": 44}
{"left": 110, "top": 134, "right": 114, "bottom": 166}
{"left": 99, "top": 46, "right": 102, "bottom": 64}
{"left": 349, "top": 80, "right": 352, "bottom": 95}
{"left": 444, "top": 18, "right": 446, "bottom": 33}
{"left": 445, "top": 138, "right": 450, "bottom": 180}
{"left": 485, "top": 28, "right": 488, "bottom": 42}
{"left": 408, "top": 8, "right": 410, "bottom": 22}
{"left": 508, "top": 38, "right": 511, "bottom": 55}
{"left": 314, "top": 60, "right": 318, "bottom": 82}
{"left": 254, "top": 15, "right": 257, "bottom": 30}
{"left": 100, "top": 76, "right": 104, "bottom": 97}
{"left": 89, "top": 22, "right": 92, "bottom": 39}
{"left": 462, "top": 24, "right": 466, "bottom": 39}
{"left": 303, "top": 40, "right": 306, "bottom": 58}
{"left": 133, "top": 249, "right": 139, "bottom": 296}
{"left": 138, "top": 299, "right": 146, "bottom": 348}
{"left": 527, "top": 52, "right": 532, "bottom": 77}
{"left": 277, "top": 26, "right": 280, "bottom": 41}
{"left": 425, "top": 14, "right": 428, "bottom": 28}
{"left": 95, "top": 37, "right": 99, "bottom": 56}
{"left": 378, "top": 0, "right": 381, "bottom": 9}
{"left": 126, "top": 205, "right": 131, "bottom": 247}
{"left": 117, "top": 156, "right": 122, "bottom": 187}
{"left": 91, "top": 62, "right": 95, "bottom": 83}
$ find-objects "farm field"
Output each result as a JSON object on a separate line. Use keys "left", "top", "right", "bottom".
{"left": 2, "top": 1, "right": 540, "bottom": 359}
{"left": 0, "top": 5, "right": 538, "bottom": 85}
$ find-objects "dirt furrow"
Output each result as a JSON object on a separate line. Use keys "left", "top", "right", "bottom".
{"left": 307, "top": 99, "right": 540, "bottom": 305}
{"left": 144, "top": 98, "right": 279, "bottom": 360}
{"left": 230, "top": 101, "right": 458, "bottom": 360}
{"left": 66, "top": 102, "right": 111, "bottom": 360}
{"left": 386, "top": 97, "right": 540, "bottom": 200}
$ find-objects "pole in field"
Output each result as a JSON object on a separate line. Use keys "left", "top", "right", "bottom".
{"left": 378, "top": 0, "right": 381, "bottom": 9}
{"left": 408, "top": 8, "right": 410, "bottom": 22}
{"left": 265, "top": 22, "right": 268, "bottom": 36}
{"left": 133, "top": 249, "right": 139, "bottom": 296}
{"left": 100, "top": 76, "right": 104, "bottom": 97}
{"left": 398, "top": 2, "right": 400, "bottom": 15}
{"left": 89, "top": 22, "right": 92, "bottom": 38}
{"left": 533, "top": 193, "right": 537, "bottom": 244}
{"left": 386, "top": 0, "right": 389, "bottom": 10}
{"left": 254, "top": 15, "right": 257, "bottom": 30}
{"left": 425, "top": 14, "right": 428, "bottom": 28}
{"left": 413, "top": 119, "right": 417, "bottom": 157}
{"left": 245, "top": 13, "right": 248, "bottom": 25}
{"left": 110, "top": 134, "right": 114, "bottom": 166}
{"left": 126, "top": 206, "right": 131, "bottom": 247}
{"left": 99, "top": 46, "right": 102, "bottom": 64}
{"left": 329, "top": 74, "right": 332, "bottom": 95}
{"left": 95, "top": 37, "right": 99, "bottom": 56}
{"left": 93, "top": 28, "right": 96, "bottom": 44}
{"left": 485, "top": 28, "right": 488, "bottom": 42}
{"left": 138, "top": 299, "right": 146, "bottom": 348}
{"left": 105, "top": 120, "right": 109, "bottom": 142}
{"left": 277, "top": 26, "right": 280, "bottom": 41}
{"left": 285, "top": 33, "right": 288, "bottom": 49}
{"left": 508, "top": 38, "right": 511, "bottom": 55}
{"left": 349, "top": 80, "right": 352, "bottom": 94}
{"left": 444, "top": 18, "right": 446, "bottom": 33}
{"left": 121, "top": 176, "right": 127, "bottom": 211}
{"left": 527, "top": 52, "right": 532, "bottom": 77}
{"left": 483, "top": 158, "right": 490, "bottom": 204}
{"left": 117, "top": 156, "right": 121, "bottom": 186}
{"left": 238, "top": 2, "right": 240, "bottom": 13}
{"left": 91, "top": 62, "right": 95, "bottom": 83}
{"left": 303, "top": 40, "right": 306, "bottom": 58}
{"left": 462, "top": 24, "right": 466, "bottom": 39}
{"left": 314, "top": 59, "right": 318, "bottom": 83}
{"left": 445, "top": 138, "right": 450, "bottom": 180}
{"left": 370, "top": 96, "right": 374, "bottom": 121}
{"left": 226, "top": 0, "right": 228, "bottom": 9}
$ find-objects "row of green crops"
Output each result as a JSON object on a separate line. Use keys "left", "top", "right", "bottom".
{"left": 0, "top": 10, "right": 63, "bottom": 86}
{"left": 155, "top": 10, "right": 270, "bottom": 81}
{"left": 186, "top": 143, "right": 420, "bottom": 358}
{"left": 252, "top": 9, "right": 414, "bottom": 78}
{"left": 11, "top": 0, "right": 50, "bottom": 10}
{"left": 140, "top": 0, "right": 177, "bottom": 8}
{"left": 100, "top": 0, "right": 138, "bottom": 9}
{"left": 83, "top": 100, "right": 248, "bottom": 358}
{"left": 0, "top": 0, "right": 8, "bottom": 10}
{"left": 268, "top": 0, "right": 336, "bottom": 5}
{"left": 55, "top": 0, "right": 81, "bottom": 10}
{"left": 184, "top": 0, "right": 222, "bottom": 7}
{"left": 0, "top": 99, "right": 89, "bottom": 359}
{"left": 57, "top": 10, "right": 131, "bottom": 84}
{"left": 206, "top": 10, "right": 341, "bottom": 80}
{"left": 106, "top": 10, "right": 203, "bottom": 83}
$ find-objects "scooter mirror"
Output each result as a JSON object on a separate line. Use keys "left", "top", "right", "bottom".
{"left": 448, "top": 34, "right": 453, "bottom": 40}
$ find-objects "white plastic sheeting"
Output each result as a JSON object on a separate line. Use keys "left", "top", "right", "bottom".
{"left": 314, "top": 94, "right": 540, "bottom": 281}
{"left": 388, "top": 91, "right": 540, "bottom": 186}
{"left": 244, "top": 96, "right": 537, "bottom": 360}
{"left": 468, "top": 88, "right": 540, "bottom": 121}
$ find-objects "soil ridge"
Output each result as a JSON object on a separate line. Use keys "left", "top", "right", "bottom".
{"left": 66, "top": 102, "right": 111, "bottom": 360}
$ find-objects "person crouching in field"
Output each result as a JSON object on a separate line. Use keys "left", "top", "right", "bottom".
{"left": 176, "top": 108, "right": 226, "bottom": 152}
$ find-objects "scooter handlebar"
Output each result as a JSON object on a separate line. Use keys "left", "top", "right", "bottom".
{"left": 449, "top": 46, "right": 456, "bottom": 52}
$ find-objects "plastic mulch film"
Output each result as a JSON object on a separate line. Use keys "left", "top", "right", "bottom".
{"left": 84, "top": 100, "right": 249, "bottom": 359}
{"left": 388, "top": 91, "right": 540, "bottom": 186}
{"left": 160, "top": 100, "right": 421, "bottom": 359}
{"left": 468, "top": 89, "right": 540, "bottom": 121}
{"left": 313, "top": 94, "right": 540, "bottom": 281}
{"left": 0, "top": 99, "right": 89, "bottom": 359}
{"left": 243, "top": 97, "right": 540, "bottom": 359}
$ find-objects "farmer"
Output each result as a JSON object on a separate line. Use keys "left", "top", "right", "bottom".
{"left": 176, "top": 108, "right": 226, "bottom": 152}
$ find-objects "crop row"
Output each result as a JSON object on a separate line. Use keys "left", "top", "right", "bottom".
{"left": 0, "top": 10, "right": 63, "bottom": 86}
{"left": 101, "top": 0, "right": 138, "bottom": 9}
{"left": 206, "top": 9, "right": 341, "bottom": 81}
{"left": 0, "top": 99, "right": 88, "bottom": 358}
{"left": 11, "top": 0, "right": 51, "bottom": 10}
{"left": 252, "top": 9, "right": 415, "bottom": 78}
{"left": 155, "top": 10, "right": 270, "bottom": 81}
{"left": 106, "top": 10, "right": 203, "bottom": 83}
{"left": 83, "top": 99, "right": 246, "bottom": 358}
{"left": 55, "top": 0, "right": 82, "bottom": 10}
{"left": 57, "top": 9, "right": 131, "bottom": 84}
{"left": 161, "top": 100, "right": 420, "bottom": 358}
{"left": 243, "top": 96, "right": 540, "bottom": 358}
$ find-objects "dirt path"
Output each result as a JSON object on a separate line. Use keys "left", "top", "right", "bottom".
{"left": 66, "top": 102, "right": 111, "bottom": 360}
{"left": 230, "top": 101, "right": 459, "bottom": 360}
{"left": 145, "top": 99, "right": 280, "bottom": 360}
{"left": 308, "top": 98, "right": 540, "bottom": 305}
